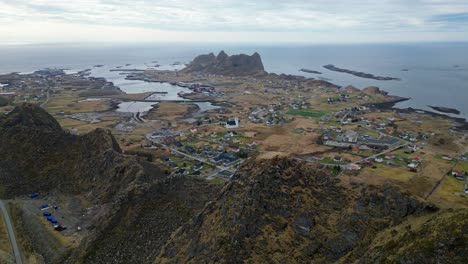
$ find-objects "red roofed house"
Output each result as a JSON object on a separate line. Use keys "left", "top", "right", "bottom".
{"left": 247, "top": 141, "right": 257, "bottom": 147}
{"left": 230, "top": 146, "right": 240, "bottom": 153}
{"left": 452, "top": 171, "right": 465, "bottom": 180}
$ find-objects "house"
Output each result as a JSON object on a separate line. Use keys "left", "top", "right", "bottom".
{"left": 190, "top": 127, "right": 198, "bottom": 133}
{"left": 375, "top": 158, "right": 384, "bottom": 163}
{"left": 385, "top": 153, "right": 394, "bottom": 159}
{"left": 452, "top": 171, "right": 465, "bottom": 180}
{"left": 192, "top": 164, "right": 203, "bottom": 171}
{"left": 225, "top": 117, "right": 240, "bottom": 129}
{"left": 218, "top": 171, "right": 234, "bottom": 178}
{"left": 143, "top": 144, "right": 157, "bottom": 150}
{"left": 213, "top": 154, "right": 239, "bottom": 165}
{"left": 247, "top": 141, "right": 257, "bottom": 147}
{"left": 359, "top": 145, "right": 371, "bottom": 151}
{"left": 312, "top": 155, "right": 324, "bottom": 161}
{"left": 333, "top": 156, "right": 343, "bottom": 163}
{"left": 230, "top": 146, "right": 240, "bottom": 152}
{"left": 184, "top": 146, "right": 196, "bottom": 154}
{"left": 343, "top": 130, "right": 358, "bottom": 143}
{"left": 345, "top": 164, "right": 361, "bottom": 171}
{"left": 412, "top": 157, "right": 422, "bottom": 163}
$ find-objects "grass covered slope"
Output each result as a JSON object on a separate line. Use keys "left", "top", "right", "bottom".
{"left": 156, "top": 158, "right": 436, "bottom": 263}
{"left": 349, "top": 209, "right": 468, "bottom": 263}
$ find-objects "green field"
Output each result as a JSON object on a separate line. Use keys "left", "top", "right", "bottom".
{"left": 454, "top": 161, "right": 468, "bottom": 172}
{"left": 286, "top": 109, "right": 326, "bottom": 118}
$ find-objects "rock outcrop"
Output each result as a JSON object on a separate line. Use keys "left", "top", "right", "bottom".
{"left": 362, "top": 86, "right": 387, "bottom": 95}
{"left": 156, "top": 158, "right": 437, "bottom": 263}
{"left": 181, "top": 51, "right": 266, "bottom": 76}
{"left": 0, "top": 104, "right": 137, "bottom": 201}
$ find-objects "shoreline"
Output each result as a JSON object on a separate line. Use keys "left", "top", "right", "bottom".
{"left": 369, "top": 97, "right": 468, "bottom": 131}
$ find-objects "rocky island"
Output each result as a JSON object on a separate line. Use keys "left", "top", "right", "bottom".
{"left": 324, "top": 64, "right": 400, "bottom": 80}
{"left": 299, "top": 68, "right": 322, "bottom": 74}
{"left": 181, "top": 50, "right": 266, "bottom": 76}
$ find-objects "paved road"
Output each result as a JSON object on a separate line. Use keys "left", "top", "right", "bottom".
{"left": 146, "top": 135, "right": 237, "bottom": 173}
{"left": 0, "top": 200, "right": 23, "bottom": 264}
{"left": 40, "top": 89, "right": 50, "bottom": 108}
{"left": 353, "top": 143, "right": 408, "bottom": 164}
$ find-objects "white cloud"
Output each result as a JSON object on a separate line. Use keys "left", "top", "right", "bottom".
{"left": 0, "top": 0, "right": 467, "bottom": 43}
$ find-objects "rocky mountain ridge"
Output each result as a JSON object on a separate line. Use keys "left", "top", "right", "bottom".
{"left": 156, "top": 158, "right": 443, "bottom": 263}
{"left": 181, "top": 51, "right": 266, "bottom": 76}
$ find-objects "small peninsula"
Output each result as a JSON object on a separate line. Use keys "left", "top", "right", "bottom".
{"left": 323, "top": 64, "right": 400, "bottom": 81}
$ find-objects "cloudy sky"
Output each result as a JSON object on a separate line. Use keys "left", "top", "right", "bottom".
{"left": 1, "top": 0, "right": 467, "bottom": 44}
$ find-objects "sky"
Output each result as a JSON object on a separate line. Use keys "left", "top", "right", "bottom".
{"left": 0, "top": 0, "right": 468, "bottom": 44}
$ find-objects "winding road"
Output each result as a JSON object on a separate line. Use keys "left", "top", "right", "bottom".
{"left": 0, "top": 200, "right": 23, "bottom": 264}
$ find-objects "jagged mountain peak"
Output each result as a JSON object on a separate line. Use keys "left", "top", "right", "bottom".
{"left": 0, "top": 103, "right": 62, "bottom": 132}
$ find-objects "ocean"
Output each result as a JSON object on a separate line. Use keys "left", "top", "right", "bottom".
{"left": 0, "top": 42, "right": 467, "bottom": 119}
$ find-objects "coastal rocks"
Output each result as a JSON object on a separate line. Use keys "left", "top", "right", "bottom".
{"left": 323, "top": 64, "right": 400, "bottom": 81}
{"left": 181, "top": 51, "right": 266, "bottom": 76}
{"left": 299, "top": 69, "right": 322, "bottom": 74}
{"left": 362, "top": 86, "right": 388, "bottom": 95}
{"left": 428, "top": 106, "right": 461, "bottom": 115}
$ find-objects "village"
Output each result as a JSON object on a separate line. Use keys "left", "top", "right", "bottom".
{"left": 1, "top": 64, "right": 467, "bottom": 210}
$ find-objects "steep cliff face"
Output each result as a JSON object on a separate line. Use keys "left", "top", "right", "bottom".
{"left": 74, "top": 175, "right": 221, "bottom": 264}
{"left": 0, "top": 104, "right": 141, "bottom": 202}
{"left": 181, "top": 51, "right": 266, "bottom": 76}
{"left": 156, "top": 158, "right": 435, "bottom": 263}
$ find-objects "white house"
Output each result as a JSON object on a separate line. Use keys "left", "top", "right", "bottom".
{"left": 225, "top": 117, "right": 240, "bottom": 129}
